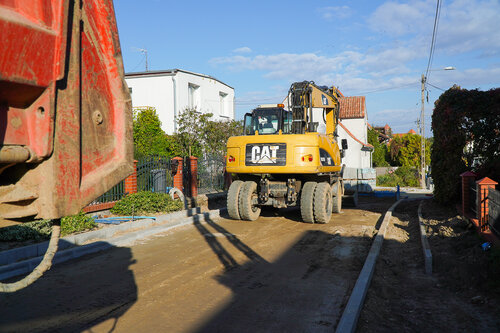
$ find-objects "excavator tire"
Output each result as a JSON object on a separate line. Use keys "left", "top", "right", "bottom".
{"left": 331, "top": 181, "right": 342, "bottom": 213}
{"left": 314, "top": 182, "right": 333, "bottom": 224}
{"left": 300, "top": 181, "right": 317, "bottom": 223}
{"left": 239, "top": 181, "right": 261, "bottom": 221}
{"left": 227, "top": 180, "right": 244, "bottom": 220}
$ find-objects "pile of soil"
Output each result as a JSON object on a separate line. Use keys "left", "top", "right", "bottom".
{"left": 357, "top": 199, "right": 500, "bottom": 332}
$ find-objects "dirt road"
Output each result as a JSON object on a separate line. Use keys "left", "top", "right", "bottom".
{"left": 0, "top": 198, "right": 393, "bottom": 332}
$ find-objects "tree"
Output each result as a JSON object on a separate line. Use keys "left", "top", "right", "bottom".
{"left": 133, "top": 107, "right": 171, "bottom": 158}
{"left": 175, "top": 108, "right": 243, "bottom": 158}
{"left": 431, "top": 86, "right": 500, "bottom": 204}
{"left": 367, "top": 128, "right": 389, "bottom": 167}
{"left": 389, "top": 133, "right": 430, "bottom": 167}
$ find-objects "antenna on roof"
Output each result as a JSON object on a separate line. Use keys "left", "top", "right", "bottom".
{"left": 132, "top": 47, "right": 149, "bottom": 71}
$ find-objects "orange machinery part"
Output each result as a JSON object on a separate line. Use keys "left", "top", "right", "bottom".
{"left": 0, "top": 0, "right": 133, "bottom": 219}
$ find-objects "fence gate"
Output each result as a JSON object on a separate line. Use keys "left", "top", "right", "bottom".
{"left": 137, "top": 156, "right": 173, "bottom": 193}
{"left": 197, "top": 156, "right": 226, "bottom": 194}
{"left": 488, "top": 189, "right": 500, "bottom": 236}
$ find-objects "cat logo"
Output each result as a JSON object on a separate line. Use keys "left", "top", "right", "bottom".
{"left": 251, "top": 145, "right": 279, "bottom": 164}
{"left": 245, "top": 143, "right": 286, "bottom": 166}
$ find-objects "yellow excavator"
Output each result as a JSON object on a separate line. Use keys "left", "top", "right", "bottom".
{"left": 226, "top": 81, "right": 349, "bottom": 223}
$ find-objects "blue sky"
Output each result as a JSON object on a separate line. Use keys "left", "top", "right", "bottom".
{"left": 115, "top": 0, "right": 500, "bottom": 136}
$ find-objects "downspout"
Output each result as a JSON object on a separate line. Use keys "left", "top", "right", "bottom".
{"left": 172, "top": 75, "right": 178, "bottom": 132}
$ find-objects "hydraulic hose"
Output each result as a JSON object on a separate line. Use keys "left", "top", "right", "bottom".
{"left": 0, "top": 221, "right": 61, "bottom": 293}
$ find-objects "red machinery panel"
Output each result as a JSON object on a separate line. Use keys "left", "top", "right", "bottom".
{"left": 0, "top": 0, "right": 133, "bottom": 219}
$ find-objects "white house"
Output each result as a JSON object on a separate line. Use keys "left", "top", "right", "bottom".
{"left": 283, "top": 94, "right": 375, "bottom": 191}
{"left": 336, "top": 96, "right": 373, "bottom": 169}
{"left": 125, "top": 69, "right": 235, "bottom": 134}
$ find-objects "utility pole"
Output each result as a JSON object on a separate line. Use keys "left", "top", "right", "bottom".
{"left": 420, "top": 74, "right": 426, "bottom": 189}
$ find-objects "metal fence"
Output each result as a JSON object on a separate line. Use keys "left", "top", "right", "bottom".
{"left": 87, "top": 180, "right": 126, "bottom": 206}
{"left": 488, "top": 188, "right": 500, "bottom": 236}
{"left": 469, "top": 180, "right": 477, "bottom": 215}
{"left": 197, "top": 156, "right": 226, "bottom": 194}
{"left": 137, "top": 155, "right": 174, "bottom": 193}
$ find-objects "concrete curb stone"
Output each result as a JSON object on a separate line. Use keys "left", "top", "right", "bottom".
{"left": 417, "top": 200, "right": 433, "bottom": 275}
{"left": 0, "top": 207, "right": 226, "bottom": 282}
{"left": 335, "top": 199, "right": 403, "bottom": 333}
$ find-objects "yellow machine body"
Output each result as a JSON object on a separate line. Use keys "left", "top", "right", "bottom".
{"left": 226, "top": 132, "right": 342, "bottom": 175}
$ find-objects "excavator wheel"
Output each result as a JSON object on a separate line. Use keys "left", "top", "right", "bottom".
{"left": 314, "top": 182, "right": 333, "bottom": 224}
{"left": 331, "top": 181, "right": 342, "bottom": 213}
{"left": 227, "top": 180, "right": 244, "bottom": 220}
{"left": 239, "top": 181, "right": 261, "bottom": 221}
{"left": 300, "top": 181, "right": 317, "bottom": 223}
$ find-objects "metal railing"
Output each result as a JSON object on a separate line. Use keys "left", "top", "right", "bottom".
{"left": 137, "top": 155, "right": 173, "bottom": 193}
{"left": 87, "top": 180, "right": 125, "bottom": 206}
{"left": 197, "top": 156, "right": 226, "bottom": 194}
{"left": 488, "top": 188, "right": 500, "bottom": 236}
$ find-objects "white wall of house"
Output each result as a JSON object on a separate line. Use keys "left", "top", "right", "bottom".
{"left": 307, "top": 107, "right": 372, "bottom": 169}
{"left": 125, "top": 69, "right": 234, "bottom": 135}
{"left": 338, "top": 118, "right": 372, "bottom": 169}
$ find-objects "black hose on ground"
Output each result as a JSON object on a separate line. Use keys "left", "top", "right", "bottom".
{"left": 0, "top": 220, "right": 61, "bottom": 293}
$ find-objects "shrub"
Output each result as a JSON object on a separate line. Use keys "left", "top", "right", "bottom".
{"left": 111, "top": 191, "right": 184, "bottom": 215}
{"left": 376, "top": 167, "right": 419, "bottom": 187}
{"left": 61, "top": 211, "right": 97, "bottom": 236}
{"left": 0, "top": 212, "right": 96, "bottom": 242}
{"left": 394, "top": 166, "right": 419, "bottom": 187}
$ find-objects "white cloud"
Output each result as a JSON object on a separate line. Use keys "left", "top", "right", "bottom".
{"left": 437, "top": 0, "right": 500, "bottom": 55}
{"left": 232, "top": 46, "right": 252, "bottom": 54}
{"left": 368, "top": 1, "right": 434, "bottom": 36}
{"left": 318, "top": 6, "right": 352, "bottom": 20}
{"left": 211, "top": 46, "right": 422, "bottom": 93}
{"left": 368, "top": 0, "right": 500, "bottom": 56}
{"left": 216, "top": 0, "right": 500, "bottom": 115}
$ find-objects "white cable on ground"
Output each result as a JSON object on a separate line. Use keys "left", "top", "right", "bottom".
{"left": 169, "top": 187, "right": 187, "bottom": 209}
{"left": 0, "top": 223, "right": 60, "bottom": 293}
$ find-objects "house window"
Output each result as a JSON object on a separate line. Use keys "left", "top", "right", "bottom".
{"left": 219, "top": 91, "right": 228, "bottom": 116}
{"left": 188, "top": 83, "right": 200, "bottom": 110}
{"left": 128, "top": 87, "right": 132, "bottom": 94}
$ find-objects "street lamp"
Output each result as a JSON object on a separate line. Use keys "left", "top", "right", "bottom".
{"left": 420, "top": 66, "right": 455, "bottom": 188}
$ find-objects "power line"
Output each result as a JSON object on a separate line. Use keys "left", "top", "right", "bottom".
{"left": 425, "top": 0, "right": 442, "bottom": 81}
{"left": 353, "top": 81, "right": 419, "bottom": 95}
{"left": 426, "top": 82, "right": 445, "bottom": 91}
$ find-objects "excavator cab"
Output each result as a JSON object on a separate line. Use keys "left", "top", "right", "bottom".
{"left": 243, "top": 106, "right": 292, "bottom": 135}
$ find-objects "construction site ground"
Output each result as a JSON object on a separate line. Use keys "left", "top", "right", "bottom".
{"left": 1, "top": 197, "right": 499, "bottom": 332}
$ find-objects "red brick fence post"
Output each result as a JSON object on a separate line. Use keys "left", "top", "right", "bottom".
{"left": 172, "top": 157, "right": 183, "bottom": 192}
{"left": 477, "top": 177, "right": 498, "bottom": 231}
{"left": 124, "top": 160, "right": 138, "bottom": 194}
{"left": 189, "top": 156, "right": 198, "bottom": 198}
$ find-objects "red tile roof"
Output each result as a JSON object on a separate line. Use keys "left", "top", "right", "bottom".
{"left": 339, "top": 96, "right": 366, "bottom": 119}
{"left": 393, "top": 129, "right": 418, "bottom": 138}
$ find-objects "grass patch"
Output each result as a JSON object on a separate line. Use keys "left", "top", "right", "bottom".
{"left": 111, "top": 191, "right": 184, "bottom": 215}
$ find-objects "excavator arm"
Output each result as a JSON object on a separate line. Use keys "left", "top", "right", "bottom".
{"left": 288, "top": 81, "right": 341, "bottom": 136}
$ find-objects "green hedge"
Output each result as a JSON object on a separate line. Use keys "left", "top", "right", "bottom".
{"left": 432, "top": 86, "right": 500, "bottom": 204}
{"left": 111, "top": 191, "right": 183, "bottom": 215}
